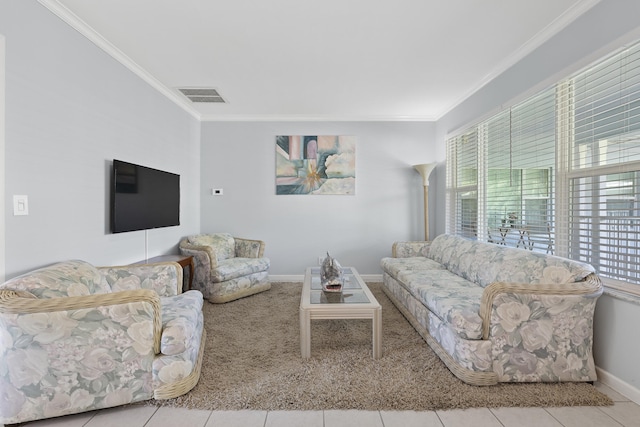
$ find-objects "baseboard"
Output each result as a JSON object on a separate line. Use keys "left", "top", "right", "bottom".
{"left": 269, "top": 275, "right": 303, "bottom": 282}
{"left": 269, "top": 274, "right": 383, "bottom": 283}
{"left": 596, "top": 366, "right": 640, "bottom": 405}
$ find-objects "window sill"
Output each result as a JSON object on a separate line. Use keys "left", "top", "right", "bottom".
{"left": 602, "top": 278, "right": 640, "bottom": 306}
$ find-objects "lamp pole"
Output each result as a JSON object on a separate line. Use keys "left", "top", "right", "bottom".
{"left": 413, "top": 163, "right": 437, "bottom": 241}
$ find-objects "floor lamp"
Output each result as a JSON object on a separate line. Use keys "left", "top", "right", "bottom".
{"left": 413, "top": 163, "right": 437, "bottom": 241}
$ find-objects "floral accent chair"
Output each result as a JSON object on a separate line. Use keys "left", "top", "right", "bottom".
{"left": 0, "top": 259, "right": 205, "bottom": 425}
{"left": 179, "top": 233, "right": 271, "bottom": 303}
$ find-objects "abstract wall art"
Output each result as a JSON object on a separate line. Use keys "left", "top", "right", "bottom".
{"left": 276, "top": 135, "right": 356, "bottom": 195}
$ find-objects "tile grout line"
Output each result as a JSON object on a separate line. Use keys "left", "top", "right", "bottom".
{"left": 543, "top": 407, "right": 566, "bottom": 427}
{"left": 141, "top": 406, "right": 160, "bottom": 427}
{"left": 487, "top": 408, "right": 508, "bottom": 427}
{"left": 595, "top": 405, "right": 629, "bottom": 427}
{"left": 204, "top": 409, "right": 215, "bottom": 427}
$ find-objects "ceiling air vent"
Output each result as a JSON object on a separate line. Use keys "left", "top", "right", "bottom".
{"left": 178, "top": 88, "right": 226, "bottom": 103}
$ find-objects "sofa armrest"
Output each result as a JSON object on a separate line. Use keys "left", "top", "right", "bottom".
{"left": 479, "top": 273, "right": 603, "bottom": 340}
{"left": 392, "top": 241, "right": 431, "bottom": 258}
{"left": 179, "top": 240, "right": 213, "bottom": 292}
{"left": 0, "top": 289, "right": 162, "bottom": 423}
{"left": 159, "top": 291, "right": 204, "bottom": 356}
{"left": 180, "top": 239, "right": 217, "bottom": 267}
{"left": 235, "top": 237, "right": 265, "bottom": 258}
{"left": 0, "top": 288, "right": 162, "bottom": 355}
{"left": 99, "top": 263, "right": 182, "bottom": 297}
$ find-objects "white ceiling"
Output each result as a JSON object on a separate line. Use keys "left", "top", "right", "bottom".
{"left": 40, "top": 0, "right": 599, "bottom": 121}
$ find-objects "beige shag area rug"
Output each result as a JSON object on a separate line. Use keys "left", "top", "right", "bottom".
{"left": 155, "top": 282, "right": 612, "bottom": 411}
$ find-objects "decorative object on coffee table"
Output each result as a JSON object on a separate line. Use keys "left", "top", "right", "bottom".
{"left": 320, "top": 252, "right": 343, "bottom": 293}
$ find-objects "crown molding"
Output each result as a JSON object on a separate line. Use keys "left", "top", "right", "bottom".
{"left": 38, "top": 0, "right": 201, "bottom": 120}
{"left": 435, "top": 0, "right": 601, "bottom": 121}
{"left": 199, "top": 114, "right": 437, "bottom": 122}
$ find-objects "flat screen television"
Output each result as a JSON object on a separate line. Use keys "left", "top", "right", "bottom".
{"left": 111, "top": 159, "right": 180, "bottom": 233}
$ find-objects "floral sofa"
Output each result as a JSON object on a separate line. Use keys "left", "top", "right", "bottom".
{"left": 0, "top": 259, "right": 205, "bottom": 424}
{"left": 179, "top": 233, "right": 270, "bottom": 303}
{"left": 381, "top": 234, "right": 603, "bottom": 386}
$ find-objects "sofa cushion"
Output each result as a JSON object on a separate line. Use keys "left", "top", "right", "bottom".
{"left": 100, "top": 263, "right": 181, "bottom": 297}
{"left": 188, "top": 233, "right": 236, "bottom": 261}
{"left": 428, "top": 234, "right": 596, "bottom": 288}
{"left": 235, "top": 238, "right": 263, "bottom": 258}
{"left": 211, "top": 257, "right": 271, "bottom": 282}
{"left": 393, "top": 241, "right": 431, "bottom": 258}
{"left": 380, "top": 257, "right": 445, "bottom": 278}
{"left": 428, "top": 234, "right": 464, "bottom": 265}
{"left": 2, "top": 260, "right": 110, "bottom": 298}
{"left": 427, "top": 235, "right": 501, "bottom": 287}
{"left": 397, "top": 269, "right": 484, "bottom": 340}
{"left": 485, "top": 249, "right": 596, "bottom": 287}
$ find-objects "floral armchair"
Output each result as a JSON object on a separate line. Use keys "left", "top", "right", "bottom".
{"left": 179, "top": 233, "right": 271, "bottom": 303}
{"left": 0, "top": 259, "right": 205, "bottom": 425}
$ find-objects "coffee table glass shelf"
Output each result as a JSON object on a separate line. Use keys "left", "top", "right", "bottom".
{"left": 300, "top": 266, "right": 382, "bottom": 359}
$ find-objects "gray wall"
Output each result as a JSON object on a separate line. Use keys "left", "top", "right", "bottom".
{"left": 200, "top": 121, "right": 437, "bottom": 276}
{"left": 1, "top": 33, "right": 5, "bottom": 282}
{"left": 1, "top": 1, "right": 201, "bottom": 277}
{"left": 436, "top": 0, "right": 640, "bottom": 396}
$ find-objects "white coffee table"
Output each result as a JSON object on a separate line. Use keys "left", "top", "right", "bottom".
{"left": 299, "top": 266, "right": 382, "bottom": 359}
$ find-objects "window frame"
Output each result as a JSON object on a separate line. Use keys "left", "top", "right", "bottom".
{"left": 446, "top": 40, "right": 640, "bottom": 299}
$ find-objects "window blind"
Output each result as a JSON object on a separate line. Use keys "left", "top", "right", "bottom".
{"left": 567, "top": 42, "right": 640, "bottom": 285}
{"left": 446, "top": 129, "right": 478, "bottom": 239}
{"left": 445, "top": 39, "right": 640, "bottom": 292}
{"left": 475, "top": 89, "right": 556, "bottom": 252}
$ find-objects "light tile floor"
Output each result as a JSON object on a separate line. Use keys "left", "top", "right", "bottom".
{"left": 10, "top": 382, "right": 640, "bottom": 427}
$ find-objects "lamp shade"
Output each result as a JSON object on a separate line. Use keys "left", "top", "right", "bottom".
{"left": 413, "top": 163, "right": 437, "bottom": 186}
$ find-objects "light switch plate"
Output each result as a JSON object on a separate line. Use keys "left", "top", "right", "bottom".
{"left": 13, "top": 195, "right": 29, "bottom": 216}
{"left": 211, "top": 188, "right": 224, "bottom": 196}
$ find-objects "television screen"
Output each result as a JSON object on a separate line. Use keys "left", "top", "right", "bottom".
{"left": 111, "top": 159, "right": 180, "bottom": 233}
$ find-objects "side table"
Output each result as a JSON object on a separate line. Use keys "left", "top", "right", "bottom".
{"left": 136, "top": 254, "right": 194, "bottom": 291}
